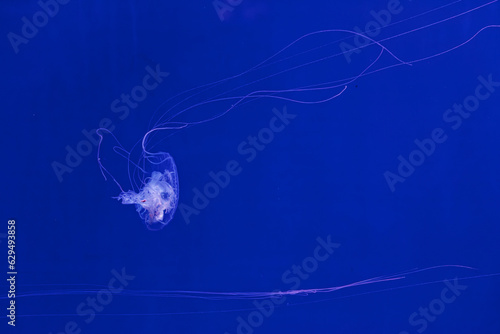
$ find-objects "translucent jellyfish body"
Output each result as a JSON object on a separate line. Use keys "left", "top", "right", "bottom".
{"left": 117, "top": 152, "right": 179, "bottom": 230}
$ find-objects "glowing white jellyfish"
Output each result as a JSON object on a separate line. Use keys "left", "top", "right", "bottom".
{"left": 115, "top": 152, "right": 179, "bottom": 231}
{"left": 96, "top": 2, "right": 499, "bottom": 230}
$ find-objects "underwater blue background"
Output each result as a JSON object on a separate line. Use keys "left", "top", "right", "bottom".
{"left": 1, "top": 0, "right": 499, "bottom": 333}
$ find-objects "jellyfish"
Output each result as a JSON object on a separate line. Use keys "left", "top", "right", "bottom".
{"left": 97, "top": 2, "right": 500, "bottom": 230}
{"left": 116, "top": 152, "right": 179, "bottom": 231}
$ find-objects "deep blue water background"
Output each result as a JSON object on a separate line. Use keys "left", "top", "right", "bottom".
{"left": 1, "top": 1, "right": 500, "bottom": 333}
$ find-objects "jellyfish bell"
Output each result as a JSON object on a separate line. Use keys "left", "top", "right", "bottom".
{"left": 96, "top": 128, "right": 180, "bottom": 230}
{"left": 117, "top": 152, "right": 179, "bottom": 230}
